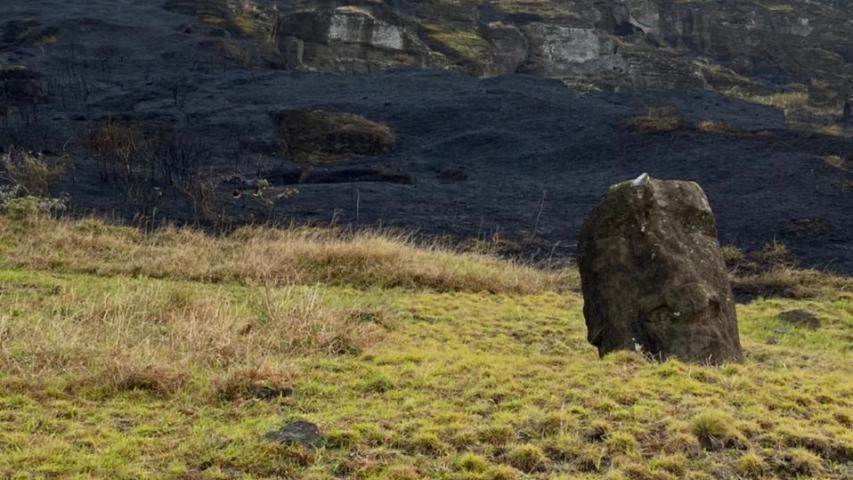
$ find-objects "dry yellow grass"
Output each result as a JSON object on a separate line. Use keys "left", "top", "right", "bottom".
{"left": 824, "top": 154, "right": 850, "bottom": 171}
{"left": 695, "top": 119, "right": 742, "bottom": 135}
{"left": 0, "top": 271, "right": 380, "bottom": 398}
{"left": 627, "top": 108, "right": 748, "bottom": 137}
{"left": 0, "top": 211, "right": 568, "bottom": 403}
{"left": 626, "top": 106, "right": 683, "bottom": 133}
{"left": 0, "top": 215, "right": 572, "bottom": 294}
{"left": 722, "top": 242, "right": 853, "bottom": 299}
{"left": 731, "top": 266, "right": 853, "bottom": 300}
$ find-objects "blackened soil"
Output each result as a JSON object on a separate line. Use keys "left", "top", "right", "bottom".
{"left": 1, "top": 1, "right": 851, "bottom": 272}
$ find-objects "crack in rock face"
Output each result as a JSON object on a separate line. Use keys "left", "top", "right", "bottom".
{"left": 578, "top": 177, "right": 744, "bottom": 365}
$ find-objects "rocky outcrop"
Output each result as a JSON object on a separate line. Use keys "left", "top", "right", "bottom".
{"left": 276, "top": 110, "right": 395, "bottom": 163}
{"left": 164, "top": 0, "right": 275, "bottom": 38}
{"left": 519, "top": 24, "right": 627, "bottom": 88}
{"left": 277, "top": 6, "right": 437, "bottom": 72}
{"left": 577, "top": 176, "right": 744, "bottom": 364}
{"left": 167, "top": 1, "right": 852, "bottom": 116}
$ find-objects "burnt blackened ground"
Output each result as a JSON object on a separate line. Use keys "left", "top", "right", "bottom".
{"left": 1, "top": 1, "right": 852, "bottom": 272}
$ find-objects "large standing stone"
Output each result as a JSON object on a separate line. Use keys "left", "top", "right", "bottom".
{"left": 577, "top": 176, "right": 743, "bottom": 364}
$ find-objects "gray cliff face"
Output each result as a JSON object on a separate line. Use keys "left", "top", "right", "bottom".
{"left": 163, "top": 0, "right": 853, "bottom": 114}
{"left": 276, "top": 6, "right": 439, "bottom": 72}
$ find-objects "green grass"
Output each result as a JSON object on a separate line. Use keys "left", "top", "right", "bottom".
{"left": 0, "top": 215, "right": 850, "bottom": 479}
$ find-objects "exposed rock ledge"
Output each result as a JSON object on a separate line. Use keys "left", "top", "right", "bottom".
{"left": 168, "top": 0, "right": 852, "bottom": 117}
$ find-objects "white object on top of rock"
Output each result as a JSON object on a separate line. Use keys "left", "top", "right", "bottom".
{"left": 631, "top": 173, "right": 651, "bottom": 187}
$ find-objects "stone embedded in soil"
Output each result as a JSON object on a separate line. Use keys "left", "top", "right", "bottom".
{"left": 264, "top": 420, "right": 323, "bottom": 448}
{"left": 253, "top": 386, "right": 294, "bottom": 401}
{"left": 577, "top": 177, "right": 744, "bottom": 364}
{"left": 276, "top": 109, "right": 395, "bottom": 163}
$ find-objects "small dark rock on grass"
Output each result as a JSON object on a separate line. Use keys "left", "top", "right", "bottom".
{"left": 265, "top": 421, "right": 324, "bottom": 448}
{"left": 253, "top": 386, "right": 293, "bottom": 401}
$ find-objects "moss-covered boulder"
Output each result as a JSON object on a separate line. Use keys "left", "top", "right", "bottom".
{"left": 578, "top": 177, "right": 744, "bottom": 364}
{"left": 276, "top": 110, "right": 395, "bottom": 163}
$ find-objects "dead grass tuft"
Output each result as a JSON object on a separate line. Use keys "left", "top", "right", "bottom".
{"left": 824, "top": 155, "right": 850, "bottom": 172}
{"left": 690, "top": 409, "right": 744, "bottom": 450}
{"left": 723, "top": 242, "right": 851, "bottom": 300}
{"left": 744, "top": 90, "right": 810, "bottom": 111}
{"left": 626, "top": 106, "right": 683, "bottom": 133}
{"left": 627, "top": 108, "right": 750, "bottom": 137}
{"left": 214, "top": 365, "right": 293, "bottom": 401}
{"left": 251, "top": 287, "right": 382, "bottom": 356}
{"left": 695, "top": 119, "right": 742, "bottom": 135}
{"left": 105, "top": 363, "right": 190, "bottom": 396}
{"left": 775, "top": 448, "right": 823, "bottom": 476}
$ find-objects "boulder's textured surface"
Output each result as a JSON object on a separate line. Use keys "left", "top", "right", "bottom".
{"left": 276, "top": 110, "right": 395, "bottom": 163}
{"left": 264, "top": 420, "right": 323, "bottom": 448}
{"left": 578, "top": 177, "right": 744, "bottom": 364}
{"left": 277, "top": 6, "right": 437, "bottom": 72}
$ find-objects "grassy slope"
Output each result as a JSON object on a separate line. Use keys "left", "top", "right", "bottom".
{"left": 0, "top": 216, "right": 850, "bottom": 480}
